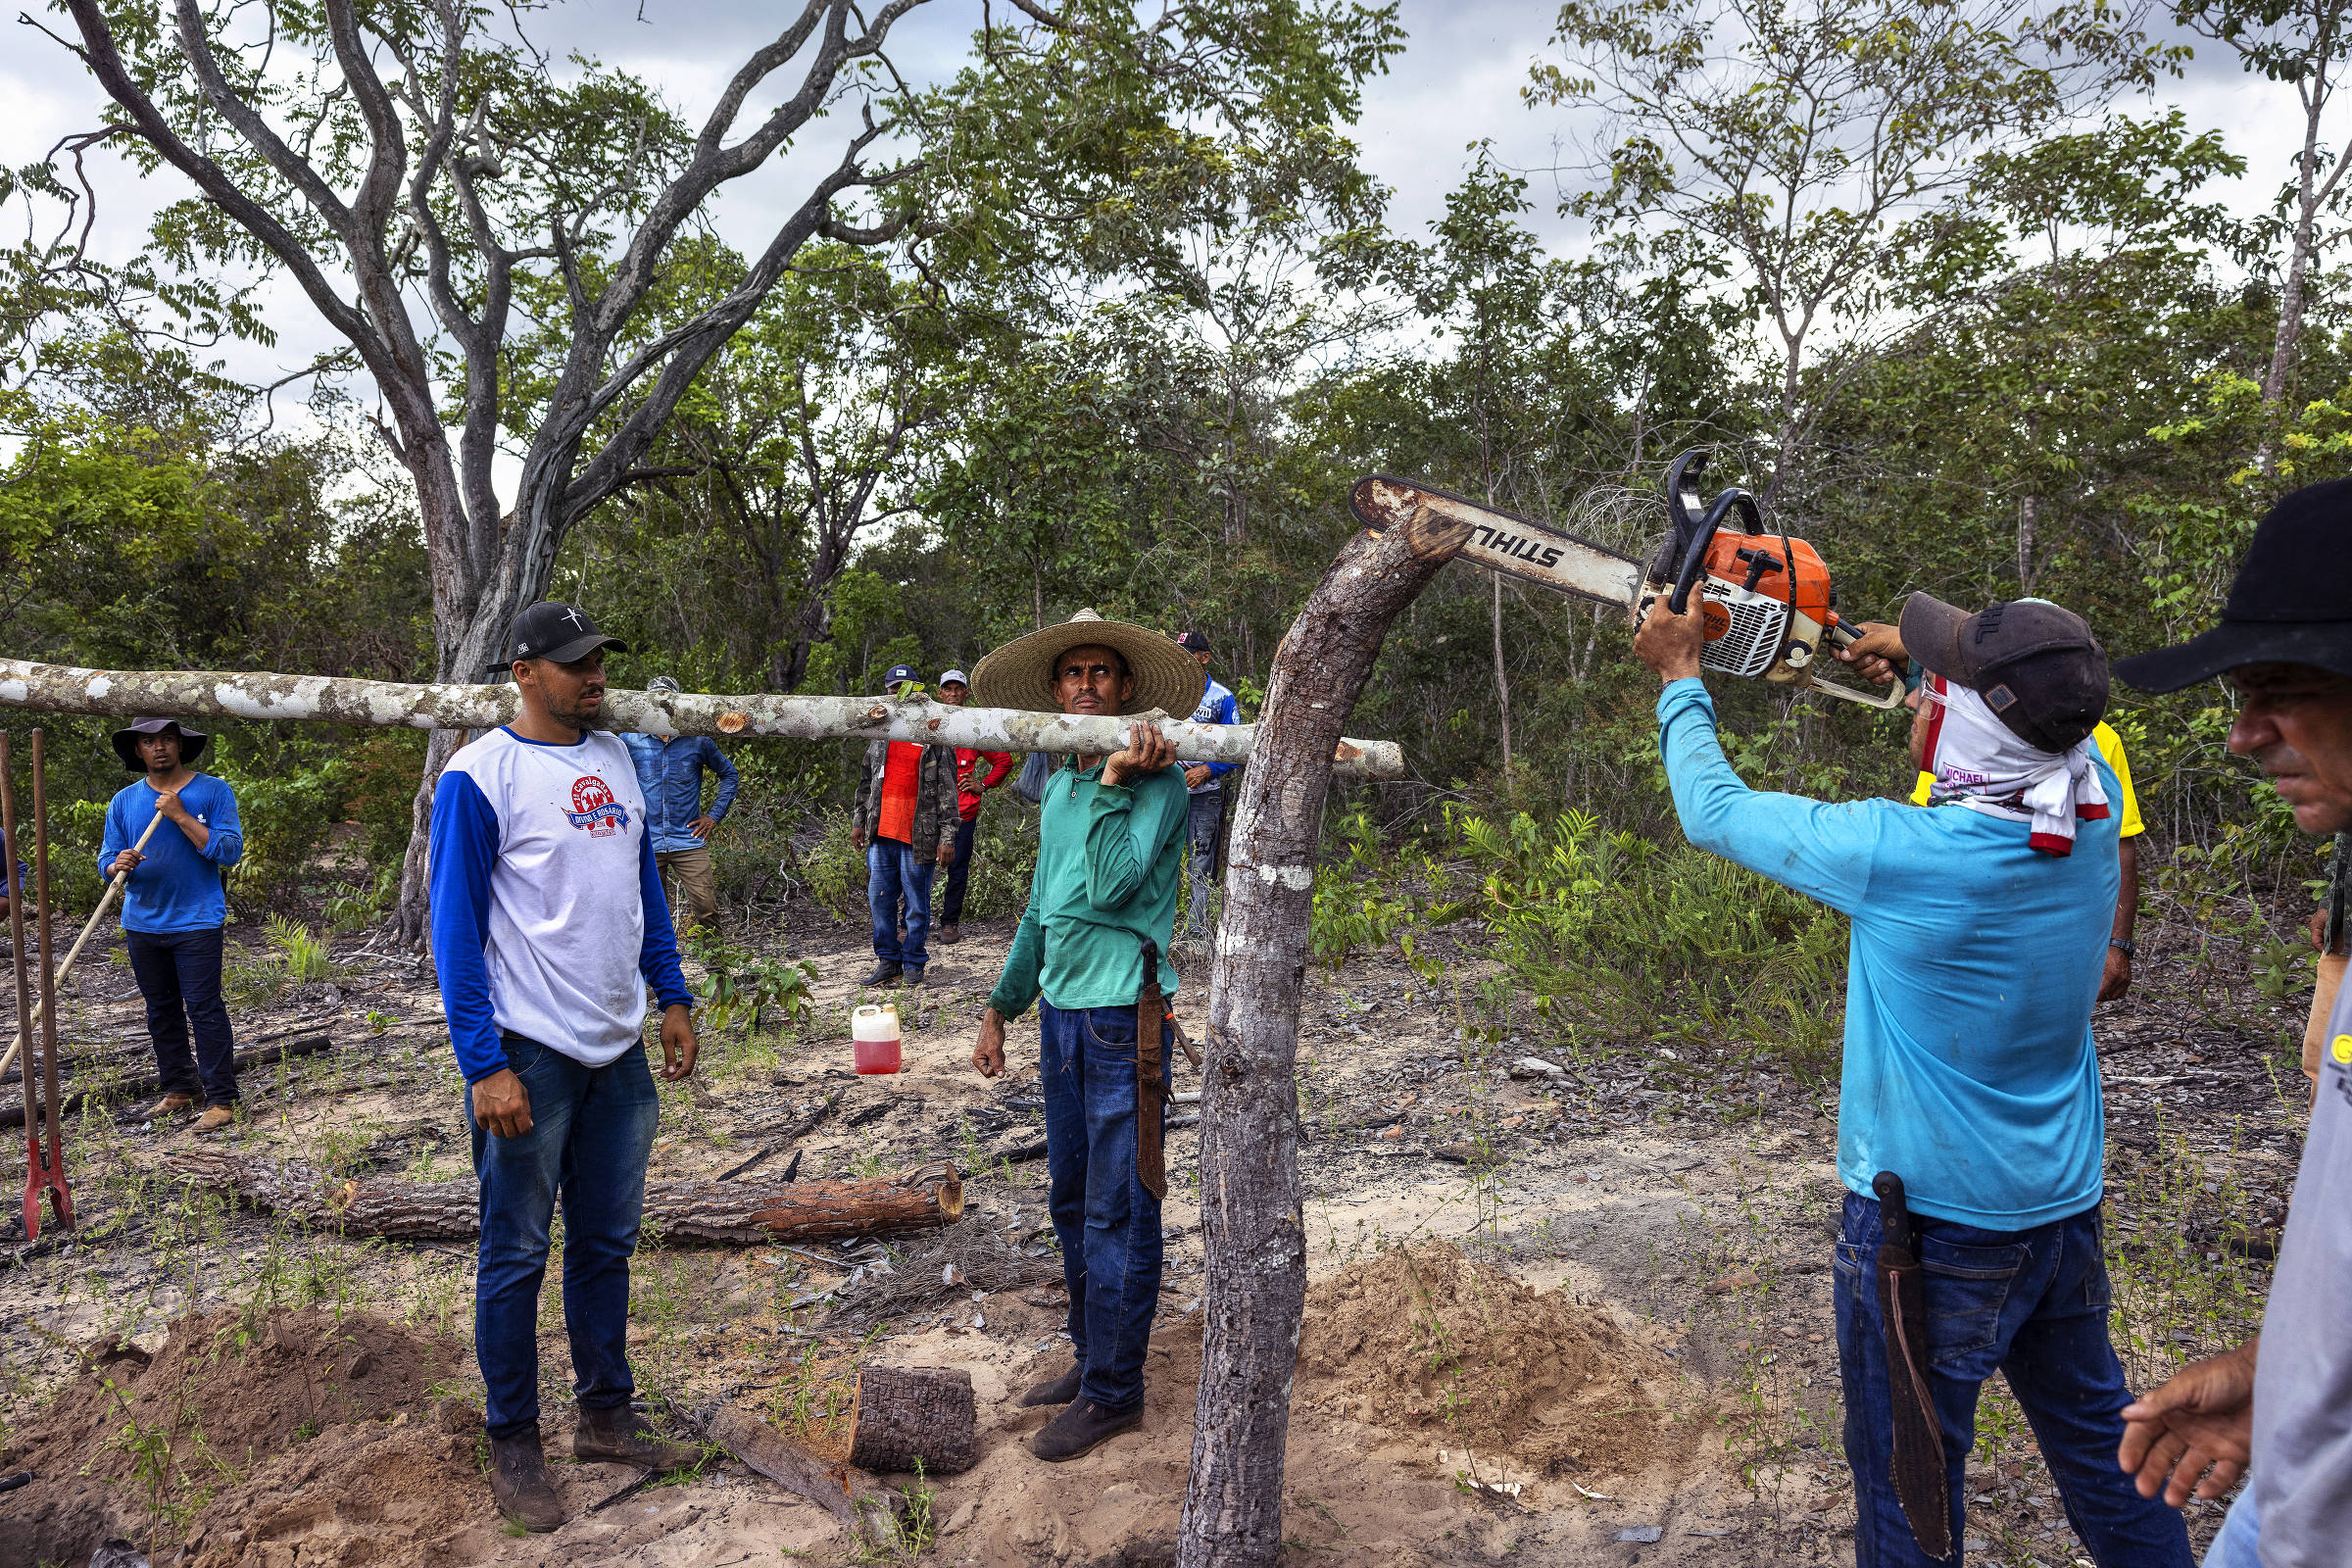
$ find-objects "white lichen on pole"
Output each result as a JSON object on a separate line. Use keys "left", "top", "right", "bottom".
{"left": 0, "top": 659, "right": 1403, "bottom": 779}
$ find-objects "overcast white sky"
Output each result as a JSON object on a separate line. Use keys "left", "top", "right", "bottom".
{"left": 0, "top": 0, "right": 2318, "bottom": 433}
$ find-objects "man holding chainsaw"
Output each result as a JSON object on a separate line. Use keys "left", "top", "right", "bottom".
{"left": 965, "top": 610, "right": 1197, "bottom": 1463}
{"left": 1636, "top": 591, "right": 2191, "bottom": 1567}
{"left": 2108, "top": 478, "right": 2352, "bottom": 1568}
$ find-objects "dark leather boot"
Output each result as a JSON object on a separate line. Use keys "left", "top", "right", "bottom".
{"left": 860, "top": 960, "right": 903, "bottom": 987}
{"left": 573, "top": 1404, "right": 702, "bottom": 1472}
{"left": 1018, "top": 1361, "right": 1083, "bottom": 1408}
{"left": 488, "top": 1430, "right": 566, "bottom": 1532}
{"left": 1031, "top": 1398, "right": 1143, "bottom": 1461}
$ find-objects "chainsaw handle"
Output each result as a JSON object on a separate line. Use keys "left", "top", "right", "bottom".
{"left": 1659, "top": 448, "right": 1764, "bottom": 614}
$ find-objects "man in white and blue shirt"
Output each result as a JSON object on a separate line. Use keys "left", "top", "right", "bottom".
{"left": 428, "top": 601, "right": 700, "bottom": 1533}
{"left": 1174, "top": 630, "right": 1239, "bottom": 941}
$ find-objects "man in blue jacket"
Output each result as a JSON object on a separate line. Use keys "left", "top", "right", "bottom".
{"left": 100, "top": 718, "right": 244, "bottom": 1132}
{"left": 1174, "top": 630, "right": 1239, "bottom": 943}
{"left": 623, "top": 674, "right": 739, "bottom": 936}
{"left": 430, "top": 602, "right": 701, "bottom": 1532}
{"left": 1634, "top": 590, "right": 2188, "bottom": 1568}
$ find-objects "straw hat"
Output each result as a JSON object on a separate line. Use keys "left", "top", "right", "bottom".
{"left": 971, "top": 610, "right": 1204, "bottom": 718}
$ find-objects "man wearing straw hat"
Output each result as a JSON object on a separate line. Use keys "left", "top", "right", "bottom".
{"left": 99, "top": 718, "right": 245, "bottom": 1132}
{"left": 967, "top": 610, "right": 1201, "bottom": 1461}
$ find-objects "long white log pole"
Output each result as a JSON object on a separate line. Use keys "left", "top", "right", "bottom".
{"left": 0, "top": 659, "right": 1403, "bottom": 779}
{"left": 0, "top": 809, "right": 164, "bottom": 1082}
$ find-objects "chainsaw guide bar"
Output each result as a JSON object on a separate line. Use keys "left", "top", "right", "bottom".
{"left": 1348, "top": 476, "right": 1645, "bottom": 611}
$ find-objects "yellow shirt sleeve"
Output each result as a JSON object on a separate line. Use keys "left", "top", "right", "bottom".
{"left": 2092, "top": 721, "right": 2144, "bottom": 838}
{"left": 1912, "top": 721, "right": 2144, "bottom": 839}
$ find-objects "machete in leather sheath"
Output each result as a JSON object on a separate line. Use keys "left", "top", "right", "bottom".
{"left": 1135, "top": 937, "right": 1169, "bottom": 1200}
{"left": 1874, "top": 1170, "right": 1951, "bottom": 1559}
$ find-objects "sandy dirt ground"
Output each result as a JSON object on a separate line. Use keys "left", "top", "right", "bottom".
{"left": 0, "top": 892, "right": 2302, "bottom": 1566}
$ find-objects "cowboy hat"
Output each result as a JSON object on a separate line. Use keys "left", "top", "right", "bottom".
{"left": 112, "top": 717, "right": 211, "bottom": 772}
{"left": 971, "top": 610, "right": 1204, "bottom": 718}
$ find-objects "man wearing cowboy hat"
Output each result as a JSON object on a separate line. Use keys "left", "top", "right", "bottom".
{"left": 2109, "top": 478, "right": 2352, "bottom": 1568}
{"left": 99, "top": 717, "right": 246, "bottom": 1132}
{"left": 968, "top": 610, "right": 1200, "bottom": 1462}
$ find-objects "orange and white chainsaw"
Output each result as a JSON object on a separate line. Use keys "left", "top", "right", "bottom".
{"left": 1348, "top": 450, "right": 1902, "bottom": 710}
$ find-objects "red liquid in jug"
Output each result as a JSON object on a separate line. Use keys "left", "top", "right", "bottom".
{"left": 855, "top": 1034, "right": 902, "bottom": 1075}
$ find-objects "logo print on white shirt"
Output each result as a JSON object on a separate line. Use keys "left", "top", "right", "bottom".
{"left": 565, "top": 775, "right": 630, "bottom": 837}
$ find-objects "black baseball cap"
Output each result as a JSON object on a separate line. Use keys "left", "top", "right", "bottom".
{"left": 2117, "top": 479, "right": 2352, "bottom": 692}
{"left": 503, "top": 602, "right": 627, "bottom": 670}
{"left": 1175, "top": 630, "right": 1210, "bottom": 654}
{"left": 1899, "top": 593, "right": 2109, "bottom": 754}
{"left": 881, "top": 663, "right": 921, "bottom": 690}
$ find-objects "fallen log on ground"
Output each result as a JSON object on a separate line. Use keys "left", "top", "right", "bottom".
{"left": 0, "top": 658, "right": 1402, "bottom": 779}
{"left": 0, "top": 1034, "right": 332, "bottom": 1129}
{"left": 708, "top": 1404, "right": 903, "bottom": 1540}
{"left": 845, "top": 1365, "right": 977, "bottom": 1476}
{"left": 156, "top": 1150, "right": 963, "bottom": 1244}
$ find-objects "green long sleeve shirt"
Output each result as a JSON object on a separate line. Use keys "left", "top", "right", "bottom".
{"left": 988, "top": 758, "right": 1189, "bottom": 1017}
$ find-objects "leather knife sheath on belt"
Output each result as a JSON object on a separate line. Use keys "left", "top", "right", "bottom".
{"left": 1874, "top": 1170, "right": 1951, "bottom": 1558}
{"left": 1136, "top": 936, "right": 1170, "bottom": 1200}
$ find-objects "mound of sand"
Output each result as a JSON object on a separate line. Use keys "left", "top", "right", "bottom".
{"left": 0, "top": 1305, "right": 466, "bottom": 1568}
{"left": 1297, "top": 1240, "right": 1690, "bottom": 1479}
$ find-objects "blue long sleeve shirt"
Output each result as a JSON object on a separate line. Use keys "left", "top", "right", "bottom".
{"left": 1187, "top": 677, "right": 1242, "bottom": 792}
{"left": 430, "top": 728, "right": 693, "bottom": 1084}
{"left": 98, "top": 775, "right": 243, "bottom": 933}
{"left": 622, "top": 733, "right": 740, "bottom": 853}
{"left": 1657, "top": 678, "right": 2116, "bottom": 1228}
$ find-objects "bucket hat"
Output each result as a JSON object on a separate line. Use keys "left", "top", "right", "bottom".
{"left": 112, "top": 717, "right": 210, "bottom": 772}
{"left": 2116, "top": 479, "right": 2352, "bottom": 691}
{"left": 971, "top": 611, "right": 1204, "bottom": 717}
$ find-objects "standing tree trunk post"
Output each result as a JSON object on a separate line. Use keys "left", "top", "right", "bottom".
{"left": 1175, "top": 506, "right": 1467, "bottom": 1567}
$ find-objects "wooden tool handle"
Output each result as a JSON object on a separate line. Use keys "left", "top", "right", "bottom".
{"left": 0, "top": 810, "right": 168, "bottom": 1081}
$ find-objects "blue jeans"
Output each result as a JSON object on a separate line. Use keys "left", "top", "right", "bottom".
{"left": 1040, "top": 1002, "right": 1170, "bottom": 1413}
{"left": 2202, "top": 1489, "right": 2258, "bottom": 1568}
{"left": 1834, "top": 1194, "right": 2192, "bottom": 1568}
{"left": 939, "top": 817, "right": 978, "bottom": 926}
{"left": 467, "top": 1034, "right": 661, "bottom": 1442}
{"left": 867, "top": 839, "right": 934, "bottom": 966}
{"left": 1180, "top": 789, "right": 1224, "bottom": 938}
{"left": 124, "top": 926, "right": 237, "bottom": 1104}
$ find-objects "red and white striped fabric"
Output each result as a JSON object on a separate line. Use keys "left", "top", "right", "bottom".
{"left": 1917, "top": 675, "right": 2110, "bottom": 856}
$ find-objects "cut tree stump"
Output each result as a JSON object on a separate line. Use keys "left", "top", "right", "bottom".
{"left": 708, "top": 1404, "right": 903, "bottom": 1540}
{"left": 158, "top": 1151, "right": 963, "bottom": 1244}
{"left": 845, "top": 1365, "right": 976, "bottom": 1475}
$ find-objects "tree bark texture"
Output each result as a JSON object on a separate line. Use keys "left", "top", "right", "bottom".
{"left": 0, "top": 659, "right": 1401, "bottom": 780}
{"left": 708, "top": 1404, "right": 903, "bottom": 1540}
{"left": 845, "top": 1365, "right": 977, "bottom": 1475}
{"left": 159, "top": 1151, "right": 964, "bottom": 1244}
{"left": 1175, "top": 507, "right": 1468, "bottom": 1567}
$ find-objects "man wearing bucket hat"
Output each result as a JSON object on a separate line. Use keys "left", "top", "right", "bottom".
{"left": 623, "top": 675, "right": 740, "bottom": 936}
{"left": 966, "top": 610, "right": 1200, "bottom": 1461}
{"left": 2108, "top": 479, "right": 2352, "bottom": 1568}
{"left": 1635, "top": 591, "right": 2191, "bottom": 1567}
{"left": 99, "top": 717, "right": 246, "bottom": 1131}
{"left": 852, "top": 663, "right": 962, "bottom": 987}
